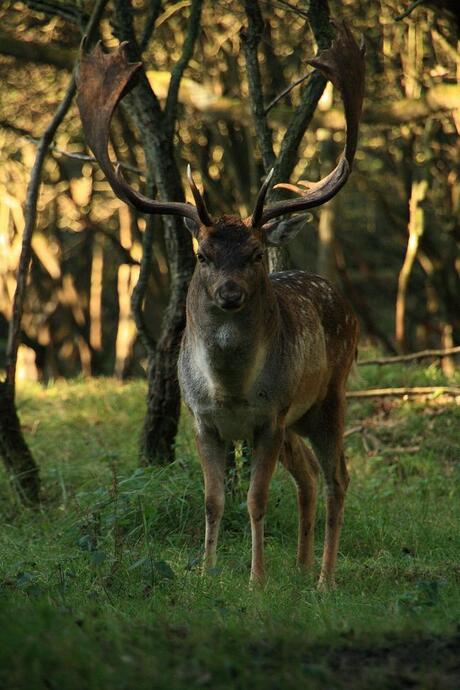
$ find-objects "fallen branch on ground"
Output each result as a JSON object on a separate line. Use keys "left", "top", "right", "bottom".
{"left": 358, "top": 345, "right": 460, "bottom": 366}
{"left": 347, "top": 386, "right": 460, "bottom": 399}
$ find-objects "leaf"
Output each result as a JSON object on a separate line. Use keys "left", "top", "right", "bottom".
{"left": 153, "top": 560, "right": 175, "bottom": 580}
{"left": 90, "top": 550, "right": 106, "bottom": 567}
{"left": 15, "top": 572, "right": 34, "bottom": 587}
{"left": 77, "top": 534, "right": 93, "bottom": 551}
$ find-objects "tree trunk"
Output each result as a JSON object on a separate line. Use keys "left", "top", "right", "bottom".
{"left": 0, "top": 381, "right": 40, "bottom": 504}
{"left": 112, "top": 0, "right": 200, "bottom": 464}
{"left": 395, "top": 177, "right": 428, "bottom": 351}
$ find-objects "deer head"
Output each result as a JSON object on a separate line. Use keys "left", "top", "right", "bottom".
{"left": 76, "top": 24, "right": 365, "bottom": 291}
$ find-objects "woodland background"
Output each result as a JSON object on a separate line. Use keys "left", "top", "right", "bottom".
{"left": 1, "top": 0, "right": 458, "bottom": 382}
{"left": 0, "top": 3, "right": 459, "bottom": 688}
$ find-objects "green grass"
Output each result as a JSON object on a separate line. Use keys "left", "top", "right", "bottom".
{"left": 1, "top": 362, "right": 459, "bottom": 689}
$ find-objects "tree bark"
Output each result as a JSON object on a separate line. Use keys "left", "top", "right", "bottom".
{"left": 112, "top": 0, "right": 201, "bottom": 464}
{"left": 241, "top": 0, "right": 332, "bottom": 272}
{"left": 0, "top": 382, "right": 40, "bottom": 504}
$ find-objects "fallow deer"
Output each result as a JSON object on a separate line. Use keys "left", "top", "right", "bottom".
{"left": 76, "top": 23, "right": 365, "bottom": 587}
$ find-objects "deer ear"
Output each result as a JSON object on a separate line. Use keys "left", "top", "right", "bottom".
{"left": 263, "top": 214, "right": 309, "bottom": 246}
{"left": 184, "top": 217, "right": 200, "bottom": 237}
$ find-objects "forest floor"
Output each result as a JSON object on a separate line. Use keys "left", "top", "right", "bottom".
{"left": 0, "top": 357, "right": 459, "bottom": 689}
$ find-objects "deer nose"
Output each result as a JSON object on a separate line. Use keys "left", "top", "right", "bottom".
{"left": 215, "top": 281, "right": 245, "bottom": 311}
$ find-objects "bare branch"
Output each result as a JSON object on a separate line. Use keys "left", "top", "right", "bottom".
{"left": 0, "top": 120, "right": 142, "bottom": 173}
{"left": 140, "top": 0, "right": 163, "bottom": 53}
{"left": 395, "top": 0, "right": 427, "bottom": 21}
{"left": 131, "top": 217, "right": 157, "bottom": 356}
{"left": 5, "top": 0, "right": 109, "bottom": 394}
{"left": 359, "top": 346, "right": 460, "bottom": 366}
{"left": 347, "top": 387, "right": 460, "bottom": 399}
{"left": 21, "top": 0, "right": 87, "bottom": 25}
{"left": 272, "top": 0, "right": 310, "bottom": 19}
{"left": 0, "top": 28, "right": 74, "bottom": 70}
{"left": 273, "top": 0, "right": 333, "bottom": 184}
{"left": 264, "top": 71, "right": 313, "bottom": 115}
{"left": 165, "top": 0, "right": 204, "bottom": 135}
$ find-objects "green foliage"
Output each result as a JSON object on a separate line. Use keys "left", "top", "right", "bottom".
{"left": 0, "top": 365, "right": 459, "bottom": 688}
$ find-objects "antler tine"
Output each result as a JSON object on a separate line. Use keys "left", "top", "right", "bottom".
{"left": 186, "top": 165, "right": 214, "bottom": 227}
{"left": 253, "top": 21, "right": 365, "bottom": 227}
{"left": 251, "top": 168, "right": 274, "bottom": 227}
{"left": 76, "top": 40, "right": 202, "bottom": 225}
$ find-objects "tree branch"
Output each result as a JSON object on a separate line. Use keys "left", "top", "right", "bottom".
{"left": 273, "top": 0, "right": 310, "bottom": 20}
{"left": 131, "top": 217, "right": 157, "bottom": 356}
{"left": 165, "top": 0, "right": 203, "bottom": 134}
{"left": 264, "top": 71, "right": 313, "bottom": 115}
{"left": 395, "top": 0, "right": 427, "bottom": 21}
{"left": 273, "top": 0, "right": 332, "bottom": 184}
{"left": 140, "top": 0, "right": 163, "bottom": 53}
{"left": 241, "top": 0, "right": 276, "bottom": 170}
{"left": 0, "top": 29, "right": 75, "bottom": 70}
{"left": 0, "top": 119, "right": 141, "bottom": 173}
{"left": 21, "top": 0, "right": 87, "bottom": 25}
{"left": 358, "top": 346, "right": 460, "bottom": 366}
{"left": 347, "top": 386, "right": 460, "bottom": 399}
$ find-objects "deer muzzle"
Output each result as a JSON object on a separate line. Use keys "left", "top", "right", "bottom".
{"left": 214, "top": 280, "right": 246, "bottom": 312}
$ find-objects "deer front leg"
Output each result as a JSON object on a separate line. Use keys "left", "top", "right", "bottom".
{"left": 247, "top": 426, "right": 284, "bottom": 585}
{"left": 195, "top": 426, "right": 227, "bottom": 573}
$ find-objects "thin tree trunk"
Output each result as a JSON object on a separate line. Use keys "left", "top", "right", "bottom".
{"left": 317, "top": 135, "right": 338, "bottom": 281}
{"left": 242, "top": 0, "right": 333, "bottom": 273}
{"left": 0, "top": 0, "right": 108, "bottom": 504}
{"left": 112, "top": 0, "right": 202, "bottom": 464}
{"left": 395, "top": 177, "right": 428, "bottom": 350}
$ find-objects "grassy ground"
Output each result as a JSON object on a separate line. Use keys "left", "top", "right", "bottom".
{"left": 0, "top": 360, "right": 459, "bottom": 689}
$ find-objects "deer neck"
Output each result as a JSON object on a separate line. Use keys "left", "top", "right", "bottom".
{"left": 186, "top": 274, "right": 279, "bottom": 396}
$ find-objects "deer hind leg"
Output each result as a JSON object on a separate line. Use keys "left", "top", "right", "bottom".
{"left": 195, "top": 428, "right": 227, "bottom": 572}
{"left": 309, "top": 392, "right": 350, "bottom": 589}
{"left": 280, "top": 431, "right": 319, "bottom": 571}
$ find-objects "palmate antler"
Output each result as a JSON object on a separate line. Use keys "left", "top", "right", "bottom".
{"left": 251, "top": 21, "right": 365, "bottom": 228}
{"left": 76, "top": 22, "right": 364, "bottom": 233}
{"left": 76, "top": 39, "right": 213, "bottom": 226}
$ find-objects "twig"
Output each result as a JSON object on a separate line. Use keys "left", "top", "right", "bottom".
{"left": 0, "top": 119, "right": 142, "bottom": 173}
{"left": 347, "top": 386, "right": 460, "bottom": 399}
{"left": 4, "top": 0, "right": 109, "bottom": 394}
{"left": 383, "top": 446, "right": 420, "bottom": 454}
{"left": 359, "top": 346, "right": 460, "bottom": 366}
{"left": 272, "top": 0, "right": 310, "bottom": 20}
{"left": 264, "top": 71, "right": 312, "bottom": 115}
{"left": 139, "top": 0, "right": 163, "bottom": 53}
{"left": 344, "top": 425, "right": 364, "bottom": 438}
{"left": 395, "top": 0, "right": 426, "bottom": 21}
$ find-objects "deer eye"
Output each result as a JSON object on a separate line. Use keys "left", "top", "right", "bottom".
{"left": 197, "top": 252, "right": 209, "bottom": 265}
{"left": 251, "top": 251, "right": 264, "bottom": 263}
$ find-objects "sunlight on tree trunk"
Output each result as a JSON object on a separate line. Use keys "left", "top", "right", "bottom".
{"left": 395, "top": 178, "right": 428, "bottom": 351}
{"left": 317, "top": 200, "right": 337, "bottom": 282}
{"left": 89, "top": 242, "right": 103, "bottom": 352}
